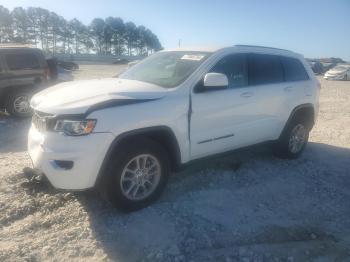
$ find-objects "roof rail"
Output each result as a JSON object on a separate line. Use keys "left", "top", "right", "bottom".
{"left": 234, "top": 45, "right": 292, "bottom": 52}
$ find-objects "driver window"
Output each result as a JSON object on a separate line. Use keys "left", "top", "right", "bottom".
{"left": 210, "top": 53, "right": 248, "bottom": 88}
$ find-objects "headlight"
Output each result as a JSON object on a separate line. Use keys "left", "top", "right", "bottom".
{"left": 54, "top": 119, "right": 97, "bottom": 136}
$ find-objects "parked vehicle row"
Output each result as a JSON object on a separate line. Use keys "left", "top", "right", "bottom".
{"left": 57, "top": 60, "right": 79, "bottom": 71}
{"left": 308, "top": 59, "right": 350, "bottom": 81}
{"left": 0, "top": 46, "right": 76, "bottom": 117}
{"left": 26, "top": 45, "right": 320, "bottom": 211}
{"left": 324, "top": 64, "right": 350, "bottom": 81}
{"left": 0, "top": 46, "right": 50, "bottom": 117}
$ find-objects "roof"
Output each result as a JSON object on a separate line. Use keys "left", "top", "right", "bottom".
{"left": 162, "top": 46, "right": 225, "bottom": 52}
{"left": 234, "top": 44, "right": 292, "bottom": 52}
{"left": 163, "top": 45, "right": 299, "bottom": 56}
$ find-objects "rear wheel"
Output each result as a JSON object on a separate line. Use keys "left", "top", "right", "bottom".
{"left": 103, "top": 138, "right": 170, "bottom": 211}
{"left": 274, "top": 118, "right": 309, "bottom": 159}
{"left": 6, "top": 92, "right": 33, "bottom": 118}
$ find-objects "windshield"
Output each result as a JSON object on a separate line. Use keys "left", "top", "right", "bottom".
{"left": 119, "top": 51, "right": 211, "bottom": 88}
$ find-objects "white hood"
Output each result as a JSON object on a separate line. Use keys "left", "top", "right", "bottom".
{"left": 31, "top": 78, "right": 167, "bottom": 115}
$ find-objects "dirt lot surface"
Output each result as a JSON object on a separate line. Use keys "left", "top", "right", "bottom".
{"left": 0, "top": 68, "right": 350, "bottom": 261}
{"left": 73, "top": 63, "right": 127, "bottom": 80}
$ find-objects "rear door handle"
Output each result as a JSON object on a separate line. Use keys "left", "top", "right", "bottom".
{"left": 284, "top": 86, "right": 293, "bottom": 92}
{"left": 240, "top": 91, "right": 253, "bottom": 98}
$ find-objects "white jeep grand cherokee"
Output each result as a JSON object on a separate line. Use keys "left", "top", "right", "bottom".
{"left": 27, "top": 45, "right": 320, "bottom": 210}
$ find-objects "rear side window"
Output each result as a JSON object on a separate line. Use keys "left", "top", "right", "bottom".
{"left": 5, "top": 53, "right": 40, "bottom": 70}
{"left": 281, "top": 56, "right": 309, "bottom": 81}
{"left": 248, "top": 54, "right": 284, "bottom": 85}
{"left": 210, "top": 54, "right": 248, "bottom": 88}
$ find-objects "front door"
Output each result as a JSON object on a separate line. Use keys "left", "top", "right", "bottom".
{"left": 190, "top": 53, "right": 260, "bottom": 159}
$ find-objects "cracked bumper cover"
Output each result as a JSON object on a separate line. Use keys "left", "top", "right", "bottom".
{"left": 27, "top": 124, "right": 115, "bottom": 190}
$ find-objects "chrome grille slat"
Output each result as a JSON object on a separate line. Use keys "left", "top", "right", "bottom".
{"left": 32, "top": 111, "right": 55, "bottom": 132}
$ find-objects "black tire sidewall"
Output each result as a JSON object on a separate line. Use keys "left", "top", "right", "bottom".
{"left": 104, "top": 138, "right": 170, "bottom": 211}
{"left": 276, "top": 119, "right": 309, "bottom": 159}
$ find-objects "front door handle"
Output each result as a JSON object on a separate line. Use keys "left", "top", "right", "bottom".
{"left": 240, "top": 91, "right": 253, "bottom": 98}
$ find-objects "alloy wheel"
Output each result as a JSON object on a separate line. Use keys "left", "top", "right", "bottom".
{"left": 288, "top": 124, "right": 306, "bottom": 154}
{"left": 120, "top": 154, "right": 161, "bottom": 201}
{"left": 13, "top": 95, "right": 31, "bottom": 114}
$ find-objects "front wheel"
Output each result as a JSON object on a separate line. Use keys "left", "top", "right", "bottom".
{"left": 103, "top": 138, "right": 170, "bottom": 211}
{"left": 6, "top": 92, "right": 33, "bottom": 118}
{"left": 274, "top": 120, "right": 309, "bottom": 159}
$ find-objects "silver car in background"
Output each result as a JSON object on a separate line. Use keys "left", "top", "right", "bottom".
{"left": 324, "top": 64, "right": 350, "bottom": 81}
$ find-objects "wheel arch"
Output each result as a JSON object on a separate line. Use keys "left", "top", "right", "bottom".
{"left": 280, "top": 103, "right": 315, "bottom": 139}
{"left": 0, "top": 85, "right": 37, "bottom": 108}
{"left": 95, "top": 126, "right": 182, "bottom": 187}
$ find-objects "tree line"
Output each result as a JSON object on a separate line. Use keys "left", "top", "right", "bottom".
{"left": 0, "top": 5, "right": 162, "bottom": 56}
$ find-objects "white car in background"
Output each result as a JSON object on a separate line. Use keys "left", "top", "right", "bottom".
{"left": 324, "top": 64, "right": 350, "bottom": 81}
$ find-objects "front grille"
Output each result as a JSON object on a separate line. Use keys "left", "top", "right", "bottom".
{"left": 34, "top": 111, "right": 53, "bottom": 118}
{"left": 32, "top": 111, "right": 55, "bottom": 132}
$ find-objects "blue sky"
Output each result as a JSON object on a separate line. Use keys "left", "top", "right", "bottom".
{"left": 2, "top": 0, "right": 350, "bottom": 60}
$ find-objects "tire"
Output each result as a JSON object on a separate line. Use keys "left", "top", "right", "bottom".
{"left": 103, "top": 138, "right": 170, "bottom": 211}
{"left": 6, "top": 91, "right": 33, "bottom": 118}
{"left": 273, "top": 117, "right": 309, "bottom": 159}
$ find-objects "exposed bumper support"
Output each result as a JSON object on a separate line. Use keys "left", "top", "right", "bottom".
{"left": 22, "top": 167, "right": 45, "bottom": 183}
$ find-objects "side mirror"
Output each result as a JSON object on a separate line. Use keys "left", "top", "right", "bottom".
{"left": 203, "top": 73, "right": 229, "bottom": 90}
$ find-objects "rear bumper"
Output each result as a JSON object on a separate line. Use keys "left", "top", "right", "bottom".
{"left": 28, "top": 124, "right": 115, "bottom": 190}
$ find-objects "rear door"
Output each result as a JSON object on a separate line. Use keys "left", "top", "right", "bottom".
{"left": 247, "top": 54, "right": 312, "bottom": 140}
{"left": 281, "top": 56, "right": 311, "bottom": 98}
{"left": 246, "top": 53, "right": 288, "bottom": 140}
{"left": 4, "top": 51, "right": 44, "bottom": 88}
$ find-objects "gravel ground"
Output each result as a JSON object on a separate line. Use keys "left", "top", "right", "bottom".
{"left": 0, "top": 69, "right": 350, "bottom": 261}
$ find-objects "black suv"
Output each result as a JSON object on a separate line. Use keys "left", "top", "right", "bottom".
{"left": 0, "top": 46, "right": 49, "bottom": 117}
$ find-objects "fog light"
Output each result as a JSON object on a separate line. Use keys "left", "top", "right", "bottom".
{"left": 51, "top": 160, "right": 74, "bottom": 170}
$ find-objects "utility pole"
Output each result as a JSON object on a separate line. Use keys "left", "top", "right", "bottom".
{"left": 178, "top": 39, "right": 181, "bottom": 48}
